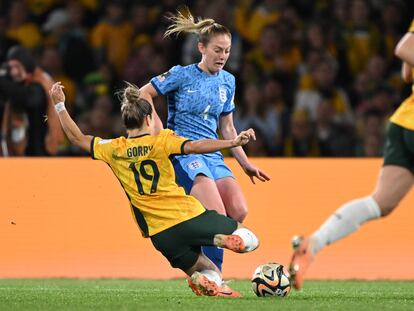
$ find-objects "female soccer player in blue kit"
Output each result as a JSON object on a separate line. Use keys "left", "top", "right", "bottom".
{"left": 139, "top": 8, "right": 270, "bottom": 270}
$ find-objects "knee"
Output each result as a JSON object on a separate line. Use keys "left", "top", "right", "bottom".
{"left": 234, "top": 208, "right": 248, "bottom": 223}
{"left": 380, "top": 205, "right": 397, "bottom": 217}
{"left": 228, "top": 205, "right": 248, "bottom": 223}
{"left": 373, "top": 196, "right": 398, "bottom": 217}
{"left": 215, "top": 205, "right": 227, "bottom": 216}
{"left": 198, "top": 198, "right": 226, "bottom": 216}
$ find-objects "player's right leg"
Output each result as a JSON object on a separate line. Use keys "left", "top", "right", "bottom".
{"left": 214, "top": 226, "right": 259, "bottom": 253}
{"left": 288, "top": 235, "right": 314, "bottom": 290}
{"left": 372, "top": 165, "right": 413, "bottom": 216}
{"left": 289, "top": 166, "right": 413, "bottom": 289}
{"left": 289, "top": 194, "right": 383, "bottom": 289}
{"left": 186, "top": 210, "right": 259, "bottom": 255}
{"left": 290, "top": 124, "right": 414, "bottom": 290}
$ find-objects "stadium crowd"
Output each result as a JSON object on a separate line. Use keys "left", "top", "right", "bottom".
{"left": 0, "top": 0, "right": 411, "bottom": 157}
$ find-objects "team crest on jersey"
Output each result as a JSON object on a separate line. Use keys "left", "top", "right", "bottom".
{"left": 188, "top": 160, "right": 203, "bottom": 170}
{"left": 157, "top": 71, "right": 171, "bottom": 82}
{"left": 219, "top": 86, "right": 227, "bottom": 103}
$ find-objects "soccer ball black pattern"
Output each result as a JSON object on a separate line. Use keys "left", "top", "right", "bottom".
{"left": 251, "top": 262, "right": 291, "bottom": 297}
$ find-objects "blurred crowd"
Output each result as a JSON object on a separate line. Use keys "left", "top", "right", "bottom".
{"left": 0, "top": 0, "right": 412, "bottom": 157}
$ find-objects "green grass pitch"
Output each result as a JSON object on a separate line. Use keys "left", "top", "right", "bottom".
{"left": 0, "top": 279, "right": 413, "bottom": 311}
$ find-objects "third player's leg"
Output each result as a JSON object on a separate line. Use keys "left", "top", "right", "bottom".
{"left": 372, "top": 165, "right": 414, "bottom": 216}
{"left": 216, "top": 177, "right": 248, "bottom": 222}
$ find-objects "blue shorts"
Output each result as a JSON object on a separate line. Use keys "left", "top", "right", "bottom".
{"left": 172, "top": 154, "right": 234, "bottom": 194}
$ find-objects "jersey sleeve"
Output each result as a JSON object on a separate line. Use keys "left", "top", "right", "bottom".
{"left": 150, "top": 65, "right": 184, "bottom": 95}
{"left": 91, "top": 137, "right": 114, "bottom": 163}
{"left": 222, "top": 76, "right": 236, "bottom": 115}
{"left": 161, "top": 129, "right": 191, "bottom": 156}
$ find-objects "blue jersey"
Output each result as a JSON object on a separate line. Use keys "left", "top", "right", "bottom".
{"left": 150, "top": 64, "right": 235, "bottom": 145}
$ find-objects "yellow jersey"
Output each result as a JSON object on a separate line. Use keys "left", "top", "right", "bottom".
{"left": 91, "top": 129, "right": 205, "bottom": 237}
{"left": 390, "top": 19, "right": 414, "bottom": 130}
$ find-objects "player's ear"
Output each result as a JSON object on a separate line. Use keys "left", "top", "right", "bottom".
{"left": 197, "top": 42, "right": 205, "bottom": 54}
{"left": 145, "top": 114, "right": 152, "bottom": 126}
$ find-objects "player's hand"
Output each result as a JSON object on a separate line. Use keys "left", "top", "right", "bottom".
{"left": 242, "top": 162, "right": 271, "bottom": 184}
{"left": 49, "top": 82, "right": 65, "bottom": 105}
{"left": 234, "top": 128, "right": 255, "bottom": 146}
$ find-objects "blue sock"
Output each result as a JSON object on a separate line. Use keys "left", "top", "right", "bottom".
{"left": 202, "top": 246, "right": 224, "bottom": 271}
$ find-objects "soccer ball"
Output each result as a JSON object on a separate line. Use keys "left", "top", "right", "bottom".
{"left": 251, "top": 262, "right": 291, "bottom": 297}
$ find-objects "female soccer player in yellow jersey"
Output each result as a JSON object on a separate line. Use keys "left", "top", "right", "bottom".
{"left": 49, "top": 81, "right": 259, "bottom": 298}
{"left": 289, "top": 19, "right": 414, "bottom": 290}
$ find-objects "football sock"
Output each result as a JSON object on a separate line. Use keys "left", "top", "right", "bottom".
{"left": 310, "top": 196, "right": 381, "bottom": 254}
{"left": 232, "top": 228, "right": 259, "bottom": 252}
{"left": 202, "top": 246, "right": 224, "bottom": 271}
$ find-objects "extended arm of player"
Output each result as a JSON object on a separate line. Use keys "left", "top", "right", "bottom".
{"left": 138, "top": 83, "right": 164, "bottom": 135}
{"left": 219, "top": 113, "right": 270, "bottom": 183}
{"left": 49, "top": 82, "right": 93, "bottom": 152}
{"left": 183, "top": 128, "right": 255, "bottom": 154}
{"left": 219, "top": 113, "right": 251, "bottom": 166}
{"left": 395, "top": 31, "right": 414, "bottom": 66}
{"left": 401, "top": 62, "right": 412, "bottom": 84}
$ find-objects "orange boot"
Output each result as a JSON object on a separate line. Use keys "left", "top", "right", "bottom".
{"left": 213, "top": 234, "right": 245, "bottom": 253}
{"left": 288, "top": 235, "right": 314, "bottom": 290}
{"left": 190, "top": 272, "right": 242, "bottom": 298}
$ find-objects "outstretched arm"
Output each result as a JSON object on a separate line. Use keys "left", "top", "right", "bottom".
{"left": 395, "top": 31, "right": 414, "bottom": 83}
{"left": 184, "top": 128, "right": 255, "bottom": 154}
{"left": 219, "top": 113, "right": 270, "bottom": 184}
{"left": 139, "top": 83, "right": 164, "bottom": 134}
{"left": 49, "top": 82, "right": 93, "bottom": 153}
{"left": 395, "top": 32, "right": 414, "bottom": 66}
{"left": 401, "top": 62, "right": 412, "bottom": 83}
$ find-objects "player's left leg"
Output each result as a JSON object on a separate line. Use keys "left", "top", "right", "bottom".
{"left": 205, "top": 161, "right": 248, "bottom": 270}
{"left": 184, "top": 209, "right": 258, "bottom": 297}
{"left": 173, "top": 155, "right": 227, "bottom": 270}
{"left": 185, "top": 253, "right": 241, "bottom": 298}
{"left": 212, "top": 175, "right": 249, "bottom": 270}
{"left": 186, "top": 225, "right": 259, "bottom": 297}
{"left": 150, "top": 215, "right": 239, "bottom": 297}
{"left": 189, "top": 175, "right": 226, "bottom": 270}
{"left": 184, "top": 253, "right": 221, "bottom": 296}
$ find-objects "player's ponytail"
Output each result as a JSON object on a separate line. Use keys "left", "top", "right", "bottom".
{"left": 164, "top": 6, "right": 231, "bottom": 46}
{"left": 119, "top": 82, "right": 153, "bottom": 130}
{"left": 123, "top": 82, "right": 141, "bottom": 105}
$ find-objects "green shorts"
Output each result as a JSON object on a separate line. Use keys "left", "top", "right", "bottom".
{"left": 383, "top": 122, "right": 414, "bottom": 173}
{"left": 150, "top": 210, "right": 238, "bottom": 271}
